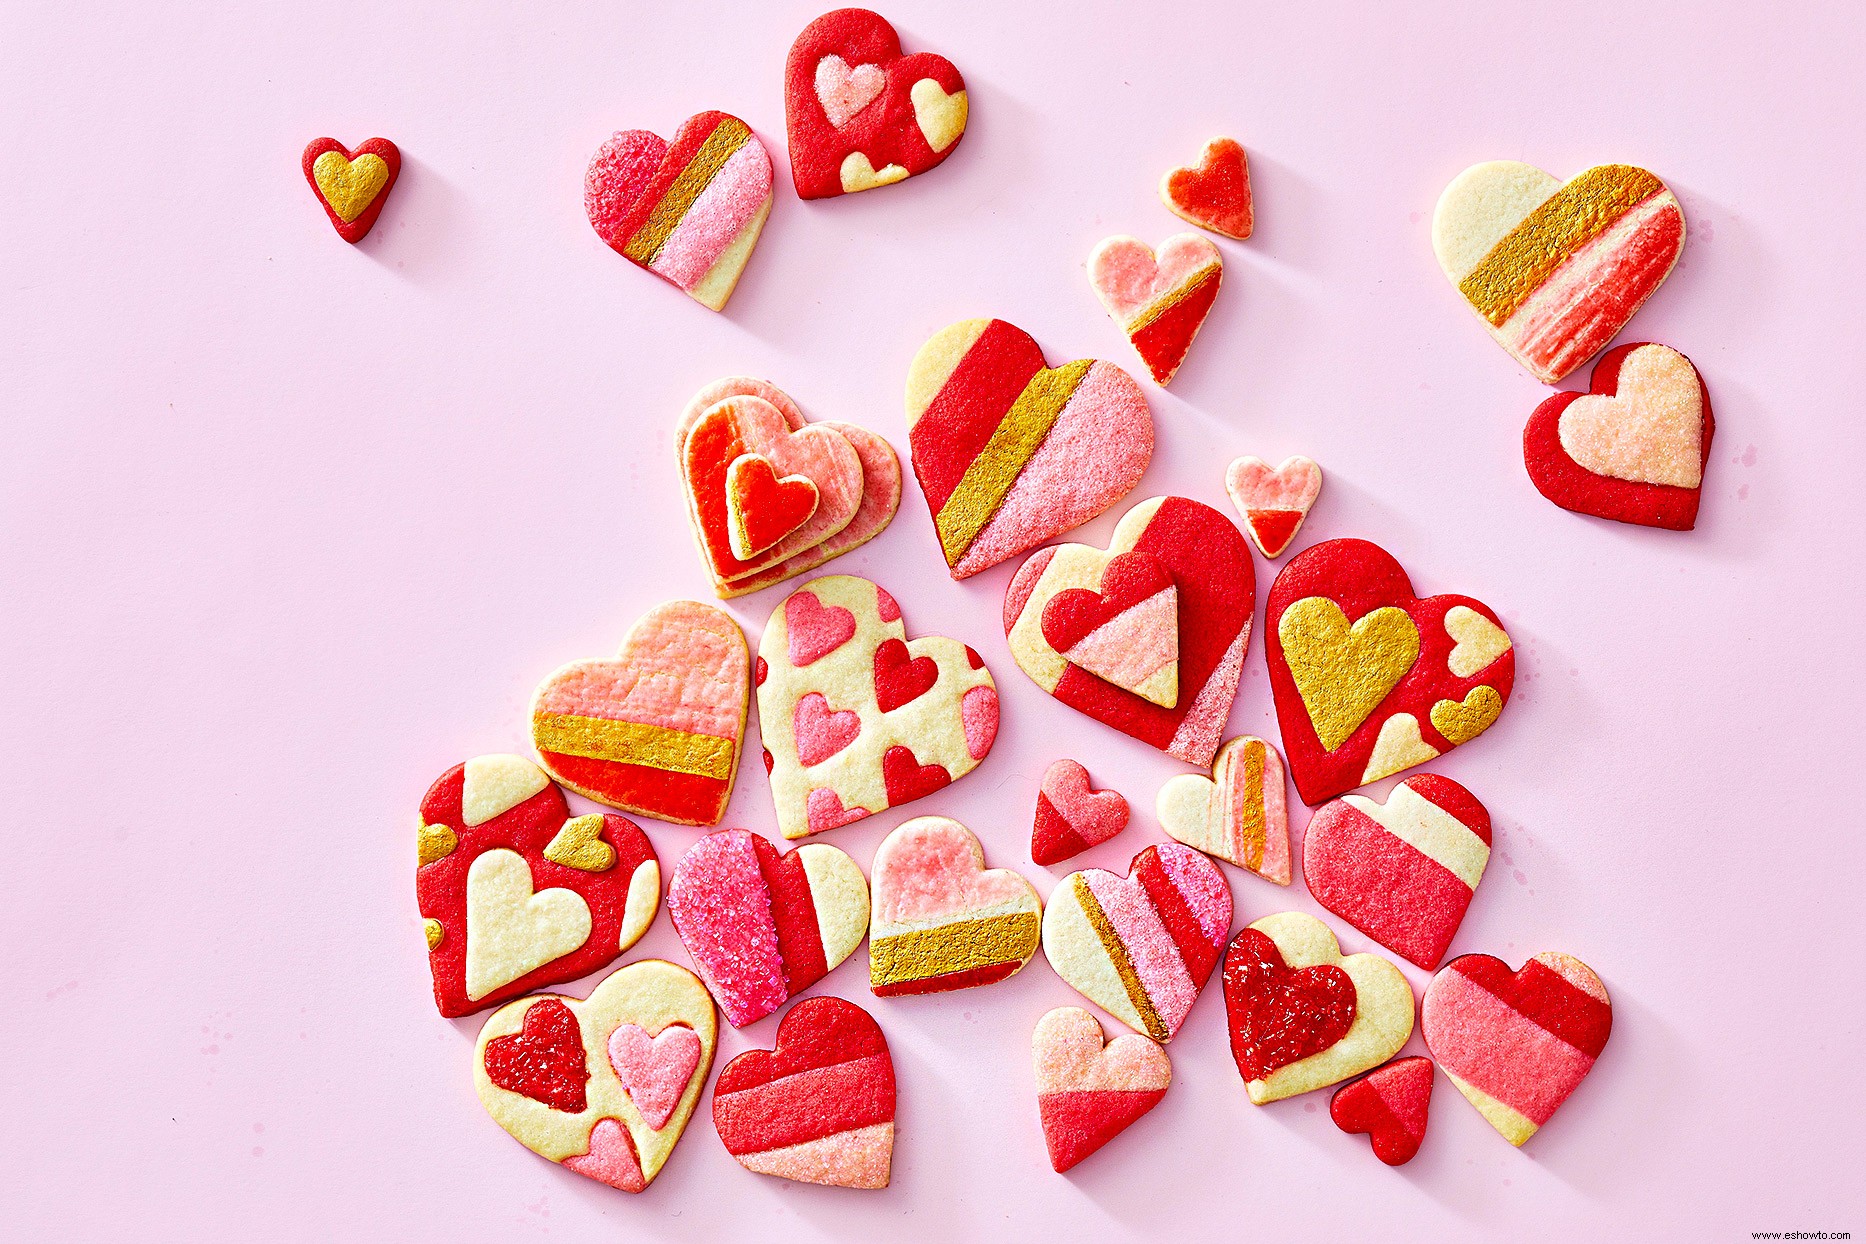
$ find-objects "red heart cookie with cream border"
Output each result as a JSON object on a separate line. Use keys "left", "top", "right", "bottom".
{"left": 1331, "top": 1056, "right": 1435, "bottom": 1166}
{"left": 1160, "top": 137, "right": 1253, "bottom": 240}
{"left": 1266, "top": 538, "right": 1514, "bottom": 805}
{"left": 1031, "top": 759, "right": 1130, "bottom": 866}
{"left": 1155, "top": 735, "right": 1291, "bottom": 885}
{"left": 868, "top": 816, "right": 1041, "bottom": 995}
{"left": 1524, "top": 342, "right": 1714, "bottom": 530}
{"left": 1033, "top": 1006, "right": 1171, "bottom": 1173}
{"left": 784, "top": 8, "right": 968, "bottom": 198}
{"left": 302, "top": 137, "right": 400, "bottom": 243}
{"left": 1225, "top": 455, "right": 1322, "bottom": 559}
{"left": 416, "top": 755, "right": 660, "bottom": 1018}
{"left": 1088, "top": 234, "right": 1224, "bottom": 386}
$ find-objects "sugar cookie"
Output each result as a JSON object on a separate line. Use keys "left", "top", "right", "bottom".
{"left": 302, "top": 138, "right": 400, "bottom": 243}
{"left": 1033, "top": 1006, "right": 1171, "bottom": 1173}
{"left": 1155, "top": 735, "right": 1291, "bottom": 885}
{"left": 1160, "top": 137, "right": 1253, "bottom": 240}
{"left": 1031, "top": 759, "right": 1130, "bottom": 866}
{"left": 1330, "top": 1056, "right": 1434, "bottom": 1166}
{"left": 869, "top": 816, "right": 1040, "bottom": 995}
{"left": 1225, "top": 455, "right": 1322, "bottom": 559}
{"left": 1088, "top": 234, "right": 1223, "bottom": 386}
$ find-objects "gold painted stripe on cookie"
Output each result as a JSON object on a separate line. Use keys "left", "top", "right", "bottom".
{"left": 933, "top": 358, "right": 1091, "bottom": 565}
{"left": 1126, "top": 263, "right": 1221, "bottom": 335}
{"left": 1236, "top": 739, "right": 1266, "bottom": 871}
{"left": 1459, "top": 165, "right": 1664, "bottom": 327}
{"left": 532, "top": 712, "right": 736, "bottom": 780}
{"left": 623, "top": 117, "right": 751, "bottom": 264}
{"left": 1075, "top": 876, "right": 1169, "bottom": 1043}
{"left": 869, "top": 911, "right": 1040, "bottom": 985}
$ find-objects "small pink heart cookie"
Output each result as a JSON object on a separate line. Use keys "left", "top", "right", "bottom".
{"left": 1088, "top": 234, "right": 1223, "bottom": 386}
{"left": 1225, "top": 455, "right": 1322, "bottom": 559}
{"left": 869, "top": 816, "right": 1041, "bottom": 995}
{"left": 1031, "top": 759, "right": 1130, "bottom": 866}
{"left": 1033, "top": 1006, "right": 1171, "bottom": 1172}
{"left": 1155, "top": 735, "right": 1291, "bottom": 885}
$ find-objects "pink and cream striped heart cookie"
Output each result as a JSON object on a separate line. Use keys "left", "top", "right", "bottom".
{"left": 1225, "top": 455, "right": 1322, "bottom": 559}
{"left": 1031, "top": 759, "right": 1130, "bottom": 866}
{"left": 1087, "top": 233, "right": 1223, "bottom": 386}
{"left": 868, "top": 816, "right": 1041, "bottom": 996}
{"left": 1155, "top": 735, "right": 1291, "bottom": 885}
{"left": 1033, "top": 1006, "right": 1171, "bottom": 1173}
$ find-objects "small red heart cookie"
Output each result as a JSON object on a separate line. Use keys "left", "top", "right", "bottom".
{"left": 1031, "top": 759, "right": 1129, "bottom": 866}
{"left": 416, "top": 755, "right": 659, "bottom": 1018}
{"left": 1225, "top": 455, "right": 1322, "bottom": 558}
{"left": 869, "top": 816, "right": 1041, "bottom": 995}
{"left": 302, "top": 138, "right": 400, "bottom": 243}
{"left": 1524, "top": 342, "right": 1714, "bottom": 530}
{"left": 1330, "top": 1056, "right": 1435, "bottom": 1166}
{"left": 1266, "top": 538, "right": 1514, "bottom": 805}
{"left": 713, "top": 996, "right": 897, "bottom": 1189}
{"left": 1033, "top": 1006, "right": 1171, "bottom": 1173}
{"left": 1088, "top": 234, "right": 1224, "bottom": 386}
{"left": 1160, "top": 137, "right": 1253, "bottom": 240}
{"left": 1155, "top": 735, "right": 1291, "bottom": 885}
{"left": 784, "top": 8, "right": 968, "bottom": 198}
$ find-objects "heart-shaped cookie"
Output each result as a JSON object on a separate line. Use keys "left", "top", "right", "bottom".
{"left": 1033, "top": 1006, "right": 1171, "bottom": 1173}
{"left": 302, "top": 137, "right": 400, "bottom": 243}
{"left": 1088, "top": 234, "right": 1223, "bottom": 386}
{"left": 1225, "top": 455, "right": 1322, "bottom": 558}
{"left": 474, "top": 959, "right": 716, "bottom": 1193}
{"left": 1524, "top": 342, "right": 1714, "bottom": 530}
{"left": 585, "top": 111, "right": 774, "bottom": 312}
{"left": 869, "top": 816, "right": 1041, "bottom": 995}
{"left": 1331, "top": 1056, "right": 1434, "bottom": 1166}
{"left": 1031, "top": 759, "right": 1130, "bottom": 866}
{"left": 1265, "top": 538, "right": 1513, "bottom": 805}
{"left": 1043, "top": 844, "right": 1232, "bottom": 1043}
{"left": 530, "top": 601, "right": 749, "bottom": 826}
{"left": 666, "top": 828, "right": 869, "bottom": 1027}
{"left": 907, "top": 318, "right": 1153, "bottom": 578}
{"left": 758, "top": 576, "right": 998, "bottom": 840}
{"left": 1432, "top": 160, "right": 1685, "bottom": 382}
{"left": 1222, "top": 912, "right": 1414, "bottom": 1104}
{"left": 417, "top": 755, "right": 659, "bottom": 1018}
{"left": 713, "top": 996, "right": 896, "bottom": 1189}
{"left": 1006, "top": 496, "right": 1253, "bottom": 768}
{"left": 1422, "top": 951, "right": 1611, "bottom": 1146}
{"left": 1039, "top": 550, "right": 1179, "bottom": 708}
{"left": 1160, "top": 137, "right": 1253, "bottom": 240}
{"left": 1303, "top": 774, "right": 1491, "bottom": 969}
{"left": 784, "top": 8, "right": 968, "bottom": 199}
{"left": 1155, "top": 735, "right": 1291, "bottom": 885}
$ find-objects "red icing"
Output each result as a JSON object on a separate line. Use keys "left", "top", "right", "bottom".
{"left": 301, "top": 137, "right": 401, "bottom": 244}
{"left": 1128, "top": 270, "right": 1221, "bottom": 384}
{"left": 483, "top": 999, "right": 590, "bottom": 1114}
{"left": 1133, "top": 846, "right": 1221, "bottom": 988}
{"left": 881, "top": 745, "right": 951, "bottom": 805}
{"left": 1245, "top": 509, "right": 1304, "bottom": 558}
{"left": 713, "top": 997, "right": 895, "bottom": 1154}
{"left": 730, "top": 455, "right": 819, "bottom": 555}
{"left": 1222, "top": 928, "right": 1357, "bottom": 1082}
{"left": 752, "top": 833, "right": 830, "bottom": 994}
{"left": 873, "top": 638, "right": 939, "bottom": 711}
{"left": 1162, "top": 138, "right": 1253, "bottom": 239}
{"left": 1038, "top": 1088, "right": 1168, "bottom": 1172}
{"left": 1039, "top": 550, "right": 1174, "bottom": 653}
{"left": 1330, "top": 1056, "right": 1433, "bottom": 1166}
{"left": 871, "top": 958, "right": 1020, "bottom": 996}
{"left": 1448, "top": 955, "right": 1612, "bottom": 1057}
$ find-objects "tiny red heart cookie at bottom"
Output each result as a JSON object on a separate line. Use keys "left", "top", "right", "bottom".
{"left": 1033, "top": 1006, "right": 1171, "bottom": 1173}
{"left": 1330, "top": 1056, "right": 1435, "bottom": 1166}
{"left": 1031, "top": 759, "right": 1130, "bottom": 866}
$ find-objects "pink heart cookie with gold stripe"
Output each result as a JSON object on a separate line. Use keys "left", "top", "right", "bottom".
{"left": 868, "top": 816, "right": 1040, "bottom": 995}
{"left": 1088, "top": 234, "right": 1223, "bottom": 386}
{"left": 1155, "top": 735, "right": 1291, "bottom": 885}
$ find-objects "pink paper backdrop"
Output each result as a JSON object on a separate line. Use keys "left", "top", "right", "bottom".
{"left": 5, "top": 1, "right": 1862, "bottom": 1238}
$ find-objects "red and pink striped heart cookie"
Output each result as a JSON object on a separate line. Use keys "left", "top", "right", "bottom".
{"left": 1031, "top": 759, "right": 1130, "bottom": 866}
{"left": 1088, "top": 234, "right": 1223, "bottom": 386}
{"left": 1155, "top": 735, "right": 1291, "bottom": 885}
{"left": 1330, "top": 1056, "right": 1434, "bottom": 1166}
{"left": 1225, "top": 455, "right": 1322, "bottom": 559}
{"left": 1033, "top": 1006, "right": 1171, "bottom": 1172}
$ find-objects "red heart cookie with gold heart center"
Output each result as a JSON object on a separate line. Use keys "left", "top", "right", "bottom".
{"left": 302, "top": 137, "right": 400, "bottom": 243}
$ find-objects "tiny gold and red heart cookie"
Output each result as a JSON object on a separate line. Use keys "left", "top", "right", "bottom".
{"left": 302, "top": 137, "right": 400, "bottom": 242}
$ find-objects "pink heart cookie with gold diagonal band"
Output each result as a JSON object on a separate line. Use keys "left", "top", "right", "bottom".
{"left": 1088, "top": 233, "right": 1224, "bottom": 386}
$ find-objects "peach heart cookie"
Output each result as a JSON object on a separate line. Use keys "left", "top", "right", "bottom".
{"left": 1303, "top": 774, "right": 1491, "bottom": 969}
{"left": 1225, "top": 455, "right": 1322, "bottom": 559}
{"left": 1005, "top": 497, "right": 1253, "bottom": 768}
{"left": 474, "top": 959, "right": 715, "bottom": 1193}
{"left": 1266, "top": 538, "right": 1514, "bottom": 805}
{"left": 417, "top": 755, "right": 660, "bottom": 1018}
{"left": 1043, "top": 844, "right": 1231, "bottom": 1043}
{"left": 1222, "top": 912, "right": 1413, "bottom": 1104}
{"left": 1525, "top": 342, "right": 1714, "bottom": 531}
{"left": 667, "top": 829, "right": 868, "bottom": 1027}
{"left": 906, "top": 318, "right": 1153, "bottom": 579}
{"left": 1031, "top": 759, "right": 1129, "bottom": 867}
{"left": 1033, "top": 1007, "right": 1171, "bottom": 1173}
{"left": 1155, "top": 735, "right": 1290, "bottom": 885}
{"left": 868, "top": 816, "right": 1040, "bottom": 995}
{"left": 585, "top": 112, "right": 773, "bottom": 312}
{"left": 1161, "top": 137, "right": 1253, "bottom": 240}
{"left": 785, "top": 8, "right": 968, "bottom": 198}
{"left": 1088, "top": 234, "right": 1224, "bottom": 387}
{"left": 1433, "top": 161, "right": 1685, "bottom": 383}
{"left": 531, "top": 601, "right": 749, "bottom": 826}
{"left": 1422, "top": 951, "right": 1611, "bottom": 1146}
{"left": 302, "top": 138, "right": 400, "bottom": 243}
{"left": 713, "top": 997, "right": 896, "bottom": 1189}
{"left": 1330, "top": 1056, "right": 1434, "bottom": 1166}
{"left": 758, "top": 575, "right": 998, "bottom": 840}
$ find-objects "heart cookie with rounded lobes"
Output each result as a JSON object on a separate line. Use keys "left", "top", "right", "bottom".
{"left": 1155, "top": 735, "right": 1291, "bottom": 885}
{"left": 785, "top": 8, "right": 968, "bottom": 198}
{"left": 1265, "top": 538, "right": 1514, "bottom": 806}
{"left": 1223, "top": 912, "right": 1414, "bottom": 1104}
{"left": 474, "top": 959, "right": 716, "bottom": 1194}
{"left": 1161, "top": 137, "right": 1253, "bottom": 240}
{"left": 1525, "top": 342, "right": 1714, "bottom": 530}
{"left": 417, "top": 755, "right": 659, "bottom": 1018}
{"left": 666, "top": 829, "right": 868, "bottom": 1027}
{"left": 1422, "top": 951, "right": 1611, "bottom": 1146}
{"left": 585, "top": 111, "right": 773, "bottom": 312}
{"left": 758, "top": 575, "right": 999, "bottom": 840}
{"left": 302, "top": 137, "right": 400, "bottom": 243}
{"left": 1433, "top": 160, "right": 1685, "bottom": 383}
{"left": 714, "top": 997, "right": 896, "bottom": 1189}
{"left": 907, "top": 318, "right": 1153, "bottom": 579}
{"left": 1034, "top": 1007, "right": 1171, "bottom": 1173}
{"left": 1331, "top": 1056, "right": 1435, "bottom": 1166}
{"left": 1043, "top": 844, "right": 1231, "bottom": 1043}
{"left": 1225, "top": 455, "right": 1322, "bottom": 559}
{"left": 530, "top": 601, "right": 749, "bottom": 826}
{"left": 868, "top": 816, "right": 1041, "bottom": 995}
{"left": 1006, "top": 497, "right": 1254, "bottom": 768}
{"left": 1031, "top": 759, "right": 1130, "bottom": 867}
{"left": 1088, "top": 234, "right": 1224, "bottom": 386}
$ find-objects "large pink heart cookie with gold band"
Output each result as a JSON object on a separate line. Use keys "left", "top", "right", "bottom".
{"left": 868, "top": 816, "right": 1041, "bottom": 995}
{"left": 1432, "top": 160, "right": 1685, "bottom": 383}
{"left": 906, "top": 318, "right": 1153, "bottom": 579}
{"left": 1266, "top": 539, "right": 1514, "bottom": 806}
{"left": 1034, "top": 1006, "right": 1171, "bottom": 1173}
{"left": 1088, "top": 234, "right": 1224, "bottom": 386}
{"left": 302, "top": 137, "right": 400, "bottom": 243}
{"left": 530, "top": 601, "right": 749, "bottom": 826}
{"left": 758, "top": 575, "right": 998, "bottom": 840}
{"left": 474, "top": 959, "right": 715, "bottom": 1194}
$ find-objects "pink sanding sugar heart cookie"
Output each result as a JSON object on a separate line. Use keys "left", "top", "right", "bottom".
{"left": 1225, "top": 455, "right": 1322, "bottom": 559}
{"left": 869, "top": 816, "right": 1041, "bottom": 995}
{"left": 1031, "top": 759, "right": 1130, "bottom": 867}
{"left": 1033, "top": 1006, "right": 1171, "bottom": 1173}
{"left": 1330, "top": 1056, "right": 1435, "bottom": 1166}
{"left": 1160, "top": 137, "right": 1253, "bottom": 240}
{"left": 1155, "top": 735, "right": 1291, "bottom": 885}
{"left": 1088, "top": 233, "right": 1223, "bottom": 386}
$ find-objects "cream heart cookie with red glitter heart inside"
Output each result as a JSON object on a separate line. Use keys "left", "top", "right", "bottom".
{"left": 1155, "top": 735, "right": 1291, "bottom": 885}
{"left": 1088, "top": 233, "right": 1223, "bottom": 386}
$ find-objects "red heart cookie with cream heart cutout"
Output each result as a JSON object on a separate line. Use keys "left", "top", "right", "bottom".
{"left": 1088, "top": 234, "right": 1224, "bottom": 386}
{"left": 784, "top": 8, "right": 968, "bottom": 198}
{"left": 1266, "top": 538, "right": 1514, "bottom": 805}
{"left": 1524, "top": 342, "right": 1714, "bottom": 530}
{"left": 1160, "top": 137, "right": 1253, "bottom": 240}
{"left": 1033, "top": 1006, "right": 1171, "bottom": 1172}
{"left": 417, "top": 755, "right": 659, "bottom": 1018}
{"left": 869, "top": 816, "right": 1041, "bottom": 995}
{"left": 1155, "top": 735, "right": 1291, "bottom": 885}
{"left": 302, "top": 138, "right": 400, "bottom": 243}
{"left": 1225, "top": 455, "right": 1322, "bottom": 558}
{"left": 1031, "top": 759, "right": 1130, "bottom": 866}
{"left": 1331, "top": 1056, "right": 1435, "bottom": 1166}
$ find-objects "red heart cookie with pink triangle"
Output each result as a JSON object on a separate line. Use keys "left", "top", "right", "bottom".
{"left": 1088, "top": 234, "right": 1224, "bottom": 385}
{"left": 1160, "top": 137, "right": 1253, "bottom": 240}
{"left": 1031, "top": 759, "right": 1130, "bottom": 866}
{"left": 1226, "top": 455, "right": 1322, "bottom": 558}
{"left": 1331, "top": 1056, "right": 1435, "bottom": 1166}
{"left": 1033, "top": 1006, "right": 1171, "bottom": 1172}
{"left": 302, "top": 137, "right": 400, "bottom": 243}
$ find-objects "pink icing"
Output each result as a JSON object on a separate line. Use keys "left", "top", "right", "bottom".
{"left": 532, "top": 601, "right": 747, "bottom": 737}
{"left": 1226, "top": 456, "right": 1322, "bottom": 512}
{"left": 961, "top": 685, "right": 999, "bottom": 760}
{"left": 1217, "top": 739, "right": 1289, "bottom": 884}
{"left": 1033, "top": 1008, "right": 1170, "bottom": 1094}
{"left": 583, "top": 130, "right": 665, "bottom": 246}
{"left": 1424, "top": 968, "right": 1596, "bottom": 1125}
{"left": 1083, "top": 870, "right": 1197, "bottom": 1031}
{"left": 814, "top": 55, "right": 884, "bottom": 128}
{"left": 562, "top": 1118, "right": 646, "bottom": 1192}
{"left": 1151, "top": 843, "right": 1233, "bottom": 945}
{"left": 667, "top": 831, "right": 786, "bottom": 1025}
{"left": 785, "top": 590, "right": 858, "bottom": 666}
{"left": 874, "top": 585, "right": 901, "bottom": 623}
{"left": 607, "top": 1023, "right": 701, "bottom": 1131}
{"left": 649, "top": 138, "right": 773, "bottom": 291}
{"left": 874, "top": 821, "right": 1028, "bottom": 926}
{"left": 1557, "top": 345, "right": 1703, "bottom": 487}
{"left": 807, "top": 787, "right": 873, "bottom": 833}
{"left": 793, "top": 692, "right": 861, "bottom": 766}
{"left": 1089, "top": 234, "right": 1223, "bottom": 325}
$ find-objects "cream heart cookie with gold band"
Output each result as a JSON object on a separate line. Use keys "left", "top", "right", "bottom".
{"left": 302, "top": 137, "right": 400, "bottom": 243}
{"left": 1156, "top": 735, "right": 1291, "bottom": 885}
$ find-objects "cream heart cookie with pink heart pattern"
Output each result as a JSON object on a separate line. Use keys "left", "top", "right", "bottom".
{"left": 1155, "top": 735, "right": 1291, "bottom": 885}
{"left": 1225, "top": 455, "right": 1322, "bottom": 559}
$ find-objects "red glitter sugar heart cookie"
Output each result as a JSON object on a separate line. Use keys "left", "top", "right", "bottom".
{"left": 1033, "top": 1006, "right": 1171, "bottom": 1173}
{"left": 868, "top": 816, "right": 1041, "bottom": 995}
{"left": 1225, "top": 455, "right": 1322, "bottom": 559}
{"left": 1266, "top": 538, "right": 1514, "bottom": 805}
{"left": 1331, "top": 1056, "right": 1435, "bottom": 1166}
{"left": 906, "top": 318, "right": 1153, "bottom": 579}
{"left": 1155, "top": 735, "right": 1291, "bottom": 885}
{"left": 1524, "top": 342, "right": 1714, "bottom": 530}
{"left": 1006, "top": 496, "right": 1254, "bottom": 768}
{"left": 713, "top": 996, "right": 897, "bottom": 1189}
{"left": 784, "top": 8, "right": 968, "bottom": 198}
{"left": 585, "top": 112, "right": 773, "bottom": 312}
{"left": 1160, "top": 137, "right": 1253, "bottom": 240}
{"left": 417, "top": 755, "right": 660, "bottom": 1019}
{"left": 1088, "top": 234, "right": 1224, "bottom": 386}
{"left": 302, "top": 138, "right": 400, "bottom": 243}
{"left": 474, "top": 960, "right": 715, "bottom": 1193}
{"left": 1031, "top": 759, "right": 1130, "bottom": 866}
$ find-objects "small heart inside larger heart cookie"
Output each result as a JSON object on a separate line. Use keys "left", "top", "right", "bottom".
{"left": 301, "top": 137, "right": 401, "bottom": 242}
{"left": 1040, "top": 550, "right": 1179, "bottom": 708}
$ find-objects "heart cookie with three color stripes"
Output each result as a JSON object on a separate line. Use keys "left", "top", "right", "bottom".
{"left": 1031, "top": 759, "right": 1130, "bottom": 866}
{"left": 1155, "top": 735, "right": 1291, "bottom": 885}
{"left": 869, "top": 816, "right": 1041, "bottom": 995}
{"left": 1088, "top": 234, "right": 1224, "bottom": 386}
{"left": 1160, "top": 137, "right": 1253, "bottom": 240}
{"left": 302, "top": 137, "right": 400, "bottom": 243}
{"left": 1033, "top": 1006, "right": 1171, "bottom": 1172}
{"left": 1331, "top": 1056, "right": 1434, "bottom": 1166}
{"left": 1225, "top": 455, "right": 1322, "bottom": 559}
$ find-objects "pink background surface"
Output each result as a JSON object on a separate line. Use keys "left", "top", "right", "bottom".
{"left": 5, "top": 2, "right": 1863, "bottom": 1238}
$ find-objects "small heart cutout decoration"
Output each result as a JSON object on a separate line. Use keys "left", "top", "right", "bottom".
{"left": 1088, "top": 233, "right": 1224, "bottom": 385}
{"left": 1225, "top": 455, "right": 1322, "bottom": 558}
{"left": 869, "top": 816, "right": 1041, "bottom": 995}
{"left": 727, "top": 455, "right": 820, "bottom": 560}
{"left": 1031, "top": 759, "right": 1130, "bottom": 866}
{"left": 607, "top": 1023, "right": 703, "bottom": 1131}
{"left": 302, "top": 138, "right": 400, "bottom": 243}
{"left": 1039, "top": 550, "right": 1180, "bottom": 707}
{"left": 1160, "top": 137, "right": 1253, "bottom": 240}
{"left": 1033, "top": 1006, "right": 1171, "bottom": 1173}
{"left": 1156, "top": 735, "right": 1291, "bottom": 884}
{"left": 1331, "top": 1056, "right": 1435, "bottom": 1166}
